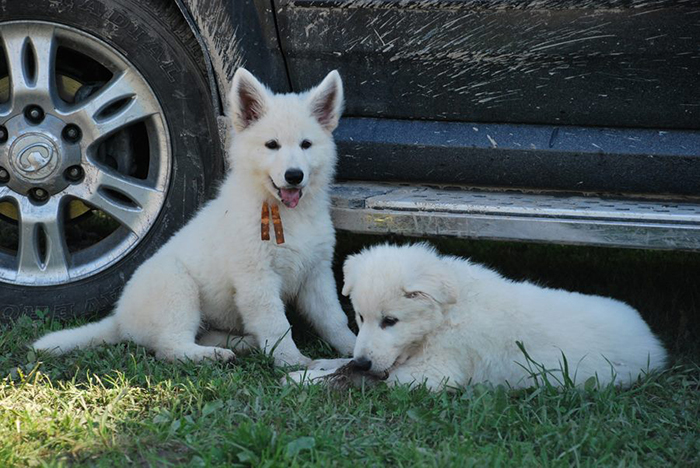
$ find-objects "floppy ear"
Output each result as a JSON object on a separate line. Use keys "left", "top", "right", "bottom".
{"left": 405, "top": 267, "right": 457, "bottom": 306}
{"left": 308, "top": 70, "right": 344, "bottom": 132}
{"left": 229, "top": 68, "right": 270, "bottom": 132}
{"left": 341, "top": 253, "right": 359, "bottom": 297}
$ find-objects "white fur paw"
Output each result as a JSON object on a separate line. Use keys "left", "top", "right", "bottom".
{"left": 308, "top": 358, "right": 351, "bottom": 371}
{"left": 156, "top": 345, "right": 236, "bottom": 363}
{"left": 212, "top": 348, "right": 236, "bottom": 362}
{"left": 274, "top": 352, "right": 312, "bottom": 368}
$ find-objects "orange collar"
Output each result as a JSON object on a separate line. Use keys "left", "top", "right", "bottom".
{"left": 261, "top": 201, "right": 285, "bottom": 244}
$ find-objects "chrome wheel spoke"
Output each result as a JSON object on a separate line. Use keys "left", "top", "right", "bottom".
{"left": 0, "top": 143, "right": 8, "bottom": 168}
{"left": 90, "top": 94, "right": 159, "bottom": 140}
{"left": 17, "top": 197, "right": 69, "bottom": 281}
{"left": 63, "top": 72, "right": 160, "bottom": 143}
{"left": 72, "top": 72, "right": 140, "bottom": 117}
{"left": 69, "top": 163, "right": 165, "bottom": 236}
{"left": 1, "top": 24, "right": 57, "bottom": 111}
{"left": 0, "top": 103, "right": 10, "bottom": 119}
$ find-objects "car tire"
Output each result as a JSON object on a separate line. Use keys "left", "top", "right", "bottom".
{"left": 0, "top": 0, "right": 224, "bottom": 321}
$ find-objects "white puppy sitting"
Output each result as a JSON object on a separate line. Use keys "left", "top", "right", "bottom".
{"left": 287, "top": 243, "right": 667, "bottom": 390}
{"left": 33, "top": 69, "right": 357, "bottom": 366}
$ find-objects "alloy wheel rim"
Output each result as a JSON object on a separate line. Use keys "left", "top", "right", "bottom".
{"left": 0, "top": 21, "right": 171, "bottom": 286}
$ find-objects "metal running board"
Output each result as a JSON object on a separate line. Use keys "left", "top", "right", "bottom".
{"left": 330, "top": 182, "right": 700, "bottom": 250}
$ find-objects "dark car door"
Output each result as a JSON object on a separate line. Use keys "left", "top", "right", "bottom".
{"left": 274, "top": 0, "right": 700, "bottom": 195}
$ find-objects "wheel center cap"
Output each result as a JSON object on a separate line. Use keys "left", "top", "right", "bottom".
{"left": 9, "top": 133, "right": 61, "bottom": 180}
{"left": 19, "top": 145, "right": 52, "bottom": 172}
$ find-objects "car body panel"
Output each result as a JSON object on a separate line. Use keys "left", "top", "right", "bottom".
{"left": 181, "top": 0, "right": 700, "bottom": 196}
{"left": 276, "top": 0, "right": 700, "bottom": 130}
{"left": 181, "top": 0, "right": 291, "bottom": 100}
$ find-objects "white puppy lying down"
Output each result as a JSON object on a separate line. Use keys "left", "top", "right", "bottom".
{"left": 287, "top": 243, "right": 667, "bottom": 390}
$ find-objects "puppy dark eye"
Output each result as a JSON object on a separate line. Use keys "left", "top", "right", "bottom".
{"left": 265, "top": 140, "right": 280, "bottom": 150}
{"left": 358, "top": 314, "right": 364, "bottom": 323}
{"left": 300, "top": 139, "right": 312, "bottom": 150}
{"left": 381, "top": 317, "right": 398, "bottom": 329}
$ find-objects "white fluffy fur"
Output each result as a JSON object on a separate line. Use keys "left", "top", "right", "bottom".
{"left": 286, "top": 243, "right": 667, "bottom": 390}
{"left": 33, "top": 69, "right": 356, "bottom": 366}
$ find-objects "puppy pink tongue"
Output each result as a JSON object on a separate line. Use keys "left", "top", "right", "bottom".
{"left": 279, "top": 188, "right": 301, "bottom": 208}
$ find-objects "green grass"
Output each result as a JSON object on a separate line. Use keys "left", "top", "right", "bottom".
{"left": 2, "top": 236, "right": 700, "bottom": 466}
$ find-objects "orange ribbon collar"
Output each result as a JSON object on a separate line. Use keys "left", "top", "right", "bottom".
{"left": 261, "top": 201, "right": 285, "bottom": 244}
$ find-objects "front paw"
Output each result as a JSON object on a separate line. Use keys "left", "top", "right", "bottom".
{"left": 274, "top": 352, "right": 312, "bottom": 368}
{"left": 308, "top": 358, "right": 352, "bottom": 371}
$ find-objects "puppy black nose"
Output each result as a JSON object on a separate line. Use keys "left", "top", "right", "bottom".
{"left": 284, "top": 168, "right": 304, "bottom": 185}
{"left": 353, "top": 357, "right": 372, "bottom": 372}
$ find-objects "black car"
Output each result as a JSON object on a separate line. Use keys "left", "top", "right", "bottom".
{"left": 1, "top": 0, "right": 698, "bottom": 319}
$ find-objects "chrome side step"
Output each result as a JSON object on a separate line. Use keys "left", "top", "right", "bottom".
{"left": 330, "top": 182, "right": 700, "bottom": 250}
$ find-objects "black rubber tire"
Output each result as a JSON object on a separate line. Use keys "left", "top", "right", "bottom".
{"left": 0, "top": 0, "right": 224, "bottom": 321}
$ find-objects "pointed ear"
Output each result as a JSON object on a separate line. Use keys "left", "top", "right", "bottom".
{"left": 229, "top": 68, "right": 270, "bottom": 132}
{"left": 341, "top": 253, "right": 358, "bottom": 297}
{"left": 308, "top": 70, "right": 344, "bottom": 132}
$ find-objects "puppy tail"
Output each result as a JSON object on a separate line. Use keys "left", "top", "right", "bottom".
{"left": 32, "top": 315, "right": 121, "bottom": 355}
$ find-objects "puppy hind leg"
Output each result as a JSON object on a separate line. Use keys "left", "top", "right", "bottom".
{"left": 120, "top": 260, "right": 234, "bottom": 362}
{"left": 198, "top": 330, "right": 256, "bottom": 355}
{"left": 155, "top": 343, "right": 236, "bottom": 363}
